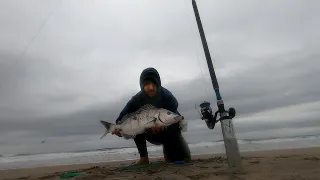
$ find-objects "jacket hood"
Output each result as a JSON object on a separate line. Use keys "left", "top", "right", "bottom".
{"left": 139, "top": 67, "right": 162, "bottom": 92}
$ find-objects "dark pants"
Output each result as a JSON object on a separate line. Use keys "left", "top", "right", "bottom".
{"left": 134, "top": 130, "right": 191, "bottom": 162}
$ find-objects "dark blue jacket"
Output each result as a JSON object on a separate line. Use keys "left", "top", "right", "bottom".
{"left": 115, "top": 67, "right": 181, "bottom": 133}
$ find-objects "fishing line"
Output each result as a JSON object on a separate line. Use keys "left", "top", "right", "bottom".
{"left": 12, "top": 0, "right": 62, "bottom": 65}
{"left": 183, "top": 0, "right": 210, "bottom": 100}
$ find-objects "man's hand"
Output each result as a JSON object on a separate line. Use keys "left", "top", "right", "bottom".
{"left": 151, "top": 125, "right": 164, "bottom": 134}
{"left": 111, "top": 129, "right": 122, "bottom": 137}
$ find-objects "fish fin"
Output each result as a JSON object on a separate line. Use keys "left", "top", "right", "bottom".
{"left": 100, "top": 131, "right": 108, "bottom": 140}
{"left": 119, "top": 113, "right": 134, "bottom": 124}
{"left": 138, "top": 104, "right": 156, "bottom": 112}
{"left": 117, "top": 104, "right": 156, "bottom": 124}
{"left": 179, "top": 119, "right": 188, "bottom": 132}
{"left": 121, "top": 133, "right": 136, "bottom": 140}
{"left": 100, "top": 120, "right": 116, "bottom": 139}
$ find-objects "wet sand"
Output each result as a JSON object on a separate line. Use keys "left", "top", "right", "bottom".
{"left": 1, "top": 147, "right": 320, "bottom": 180}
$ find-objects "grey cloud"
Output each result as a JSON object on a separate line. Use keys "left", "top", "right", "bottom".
{"left": 1, "top": 0, "right": 320, "bottom": 155}
{"left": 168, "top": 52, "right": 320, "bottom": 120}
{"left": 1, "top": 50, "right": 320, "bottom": 155}
{"left": 2, "top": 49, "right": 320, "bottom": 138}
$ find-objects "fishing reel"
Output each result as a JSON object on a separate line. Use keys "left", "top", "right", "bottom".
{"left": 196, "top": 101, "right": 236, "bottom": 130}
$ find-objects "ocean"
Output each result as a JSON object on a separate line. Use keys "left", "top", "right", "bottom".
{"left": 0, "top": 135, "right": 319, "bottom": 170}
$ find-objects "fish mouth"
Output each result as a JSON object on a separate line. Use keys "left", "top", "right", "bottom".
{"left": 174, "top": 116, "right": 184, "bottom": 121}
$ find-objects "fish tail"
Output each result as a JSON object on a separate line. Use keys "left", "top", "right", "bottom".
{"left": 99, "top": 120, "right": 116, "bottom": 139}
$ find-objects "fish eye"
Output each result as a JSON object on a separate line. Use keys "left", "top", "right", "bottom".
{"left": 167, "top": 112, "right": 171, "bottom": 115}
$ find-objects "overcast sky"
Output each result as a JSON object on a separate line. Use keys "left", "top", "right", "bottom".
{"left": 0, "top": 0, "right": 319, "bottom": 155}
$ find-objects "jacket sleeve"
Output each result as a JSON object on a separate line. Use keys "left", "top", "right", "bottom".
{"left": 115, "top": 96, "right": 137, "bottom": 124}
{"left": 165, "top": 91, "right": 181, "bottom": 133}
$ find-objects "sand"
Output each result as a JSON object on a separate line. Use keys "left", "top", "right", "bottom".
{"left": 1, "top": 147, "right": 320, "bottom": 180}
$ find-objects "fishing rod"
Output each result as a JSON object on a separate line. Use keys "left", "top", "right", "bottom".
{"left": 191, "top": 0, "right": 244, "bottom": 172}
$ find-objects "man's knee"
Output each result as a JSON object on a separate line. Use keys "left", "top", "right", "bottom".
{"left": 145, "top": 133, "right": 164, "bottom": 145}
{"left": 134, "top": 133, "right": 162, "bottom": 148}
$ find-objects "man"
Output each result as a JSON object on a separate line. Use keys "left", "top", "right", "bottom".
{"left": 112, "top": 67, "right": 191, "bottom": 165}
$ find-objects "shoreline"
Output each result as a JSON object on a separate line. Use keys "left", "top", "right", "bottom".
{"left": 1, "top": 147, "right": 320, "bottom": 180}
{"left": 2, "top": 134, "right": 319, "bottom": 171}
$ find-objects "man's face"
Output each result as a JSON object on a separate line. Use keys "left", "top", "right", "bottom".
{"left": 143, "top": 80, "right": 157, "bottom": 97}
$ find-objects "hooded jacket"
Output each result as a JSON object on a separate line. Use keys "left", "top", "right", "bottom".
{"left": 115, "top": 67, "right": 181, "bottom": 133}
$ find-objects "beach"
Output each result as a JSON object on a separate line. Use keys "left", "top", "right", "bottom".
{"left": 1, "top": 147, "right": 320, "bottom": 180}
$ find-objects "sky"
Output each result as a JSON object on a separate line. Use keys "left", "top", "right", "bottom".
{"left": 0, "top": 0, "right": 320, "bottom": 155}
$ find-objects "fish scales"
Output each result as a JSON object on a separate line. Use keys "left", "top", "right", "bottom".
{"left": 118, "top": 105, "right": 156, "bottom": 135}
{"left": 99, "top": 104, "right": 185, "bottom": 140}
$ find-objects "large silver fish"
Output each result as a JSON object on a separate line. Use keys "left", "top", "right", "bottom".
{"left": 99, "top": 104, "right": 185, "bottom": 140}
